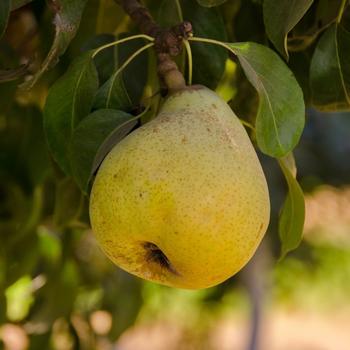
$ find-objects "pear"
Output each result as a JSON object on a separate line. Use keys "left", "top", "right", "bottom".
{"left": 89, "top": 85, "right": 270, "bottom": 289}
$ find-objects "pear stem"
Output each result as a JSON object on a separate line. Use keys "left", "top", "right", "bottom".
{"left": 117, "top": 0, "right": 191, "bottom": 92}
{"left": 157, "top": 53, "right": 186, "bottom": 91}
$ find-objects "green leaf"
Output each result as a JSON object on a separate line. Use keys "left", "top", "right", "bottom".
{"left": 21, "top": 0, "right": 88, "bottom": 88}
{"left": 83, "top": 34, "right": 118, "bottom": 85}
{"left": 196, "top": 0, "right": 227, "bottom": 7}
{"left": 44, "top": 51, "right": 98, "bottom": 175}
{"left": 182, "top": 0, "right": 228, "bottom": 89}
{"left": 263, "top": 0, "right": 314, "bottom": 59}
{"left": 117, "top": 36, "right": 149, "bottom": 105}
{"left": 93, "top": 74, "right": 132, "bottom": 111}
{"left": 229, "top": 42, "right": 305, "bottom": 157}
{"left": 92, "top": 35, "right": 148, "bottom": 110}
{"left": 69, "top": 109, "right": 137, "bottom": 193}
{"left": 310, "top": 24, "right": 350, "bottom": 111}
{"left": 82, "top": 34, "right": 132, "bottom": 110}
{"left": 0, "top": 0, "right": 10, "bottom": 39}
{"left": 278, "top": 154, "right": 305, "bottom": 258}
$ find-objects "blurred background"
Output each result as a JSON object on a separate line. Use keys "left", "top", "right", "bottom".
{"left": 1, "top": 0, "right": 350, "bottom": 349}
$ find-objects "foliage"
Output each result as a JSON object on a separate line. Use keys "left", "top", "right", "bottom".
{"left": 1, "top": 0, "right": 350, "bottom": 347}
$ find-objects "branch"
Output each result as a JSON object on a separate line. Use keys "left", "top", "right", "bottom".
{"left": 117, "top": 0, "right": 192, "bottom": 92}
{"left": 119, "top": 0, "right": 159, "bottom": 37}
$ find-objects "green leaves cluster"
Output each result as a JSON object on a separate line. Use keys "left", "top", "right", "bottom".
{"left": 44, "top": 43, "right": 146, "bottom": 194}
{"left": 44, "top": 52, "right": 99, "bottom": 176}
{"left": 258, "top": 0, "right": 350, "bottom": 255}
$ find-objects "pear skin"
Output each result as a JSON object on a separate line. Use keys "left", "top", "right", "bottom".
{"left": 89, "top": 85, "right": 270, "bottom": 289}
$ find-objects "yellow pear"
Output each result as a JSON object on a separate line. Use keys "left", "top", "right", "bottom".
{"left": 89, "top": 85, "right": 270, "bottom": 289}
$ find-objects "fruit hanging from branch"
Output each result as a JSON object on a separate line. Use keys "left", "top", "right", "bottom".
{"left": 41, "top": 0, "right": 306, "bottom": 287}
{"left": 89, "top": 85, "right": 270, "bottom": 289}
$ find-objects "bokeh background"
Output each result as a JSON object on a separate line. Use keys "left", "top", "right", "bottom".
{"left": 1, "top": 1, "right": 350, "bottom": 349}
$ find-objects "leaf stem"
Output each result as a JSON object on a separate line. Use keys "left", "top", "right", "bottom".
{"left": 183, "top": 40, "right": 193, "bottom": 85}
{"left": 92, "top": 34, "right": 154, "bottom": 58}
{"left": 106, "top": 43, "right": 155, "bottom": 105}
{"left": 337, "top": 0, "right": 348, "bottom": 23}
{"left": 189, "top": 36, "right": 233, "bottom": 52}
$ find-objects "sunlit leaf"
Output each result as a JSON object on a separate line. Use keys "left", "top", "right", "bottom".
{"left": 229, "top": 42, "right": 305, "bottom": 157}
{"left": 263, "top": 0, "right": 314, "bottom": 59}
{"left": 310, "top": 24, "right": 350, "bottom": 110}
{"left": 44, "top": 51, "right": 98, "bottom": 175}
{"left": 37, "top": 227, "right": 62, "bottom": 264}
{"left": 5, "top": 275, "right": 34, "bottom": 321}
{"left": 278, "top": 153, "right": 305, "bottom": 258}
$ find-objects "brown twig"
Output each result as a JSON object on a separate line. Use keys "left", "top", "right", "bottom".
{"left": 117, "top": 0, "right": 192, "bottom": 92}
